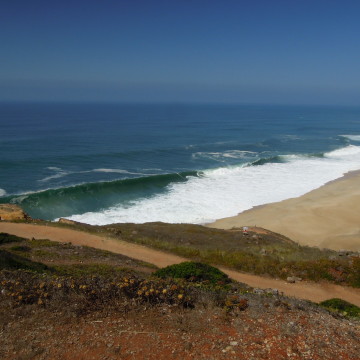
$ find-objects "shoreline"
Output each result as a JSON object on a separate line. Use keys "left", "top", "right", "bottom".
{"left": 207, "top": 170, "right": 360, "bottom": 251}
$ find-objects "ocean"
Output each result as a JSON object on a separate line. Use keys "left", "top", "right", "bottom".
{"left": 1, "top": 103, "right": 360, "bottom": 225}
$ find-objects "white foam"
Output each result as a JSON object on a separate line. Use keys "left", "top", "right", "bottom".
{"left": 67, "top": 145, "right": 360, "bottom": 226}
{"left": 92, "top": 168, "right": 133, "bottom": 174}
{"left": 0, "top": 188, "right": 6, "bottom": 197}
{"left": 326, "top": 144, "right": 360, "bottom": 157}
{"left": 38, "top": 167, "right": 70, "bottom": 182}
{"left": 192, "top": 150, "right": 257, "bottom": 161}
{"left": 340, "top": 134, "right": 360, "bottom": 141}
{"left": 39, "top": 167, "right": 149, "bottom": 183}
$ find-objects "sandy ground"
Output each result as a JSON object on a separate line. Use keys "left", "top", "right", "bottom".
{"left": 208, "top": 171, "right": 360, "bottom": 252}
{"left": 1, "top": 222, "right": 360, "bottom": 306}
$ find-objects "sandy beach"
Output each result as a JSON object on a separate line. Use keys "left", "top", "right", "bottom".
{"left": 208, "top": 171, "right": 360, "bottom": 252}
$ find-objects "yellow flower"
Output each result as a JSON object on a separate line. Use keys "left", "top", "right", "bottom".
{"left": 178, "top": 294, "right": 183, "bottom": 299}
{"left": 162, "top": 289, "right": 167, "bottom": 294}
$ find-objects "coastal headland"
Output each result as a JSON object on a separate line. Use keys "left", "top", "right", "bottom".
{"left": 208, "top": 170, "right": 360, "bottom": 252}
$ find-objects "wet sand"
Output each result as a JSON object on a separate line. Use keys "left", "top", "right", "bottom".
{"left": 208, "top": 171, "right": 360, "bottom": 251}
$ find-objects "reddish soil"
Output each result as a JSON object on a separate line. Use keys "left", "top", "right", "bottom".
{"left": 1, "top": 301, "right": 359, "bottom": 360}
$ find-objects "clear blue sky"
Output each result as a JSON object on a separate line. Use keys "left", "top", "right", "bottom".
{"left": 1, "top": 0, "right": 360, "bottom": 104}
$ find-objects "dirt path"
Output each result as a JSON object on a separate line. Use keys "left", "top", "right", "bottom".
{"left": 1, "top": 222, "right": 360, "bottom": 306}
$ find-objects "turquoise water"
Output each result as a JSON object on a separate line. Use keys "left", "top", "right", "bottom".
{"left": 1, "top": 103, "right": 360, "bottom": 223}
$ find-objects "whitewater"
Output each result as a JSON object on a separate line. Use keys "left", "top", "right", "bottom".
{"left": 67, "top": 144, "right": 360, "bottom": 225}
{"left": 1, "top": 103, "right": 360, "bottom": 224}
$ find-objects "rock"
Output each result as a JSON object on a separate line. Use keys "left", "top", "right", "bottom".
{"left": 222, "top": 346, "right": 233, "bottom": 353}
{"left": 58, "top": 218, "right": 78, "bottom": 225}
{"left": 0, "top": 204, "right": 30, "bottom": 221}
{"left": 253, "top": 288, "right": 265, "bottom": 295}
{"left": 286, "top": 276, "right": 302, "bottom": 283}
{"left": 338, "top": 250, "right": 351, "bottom": 256}
{"left": 230, "top": 341, "right": 238, "bottom": 346}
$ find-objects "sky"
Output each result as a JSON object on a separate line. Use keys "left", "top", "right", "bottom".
{"left": 1, "top": 0, "right": 360, "bottom": 104}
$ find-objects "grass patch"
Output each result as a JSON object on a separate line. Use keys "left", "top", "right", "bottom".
{"left": 0, "top": 250, "right": 49, "bottom": 273}
{"left": 100, "top": 223, "right": 359, "bottom": 287}
{"left": 0, "top": 233, "right": 24, "bottom": 245}
{"left": 319, "top": 298, "right": 360, "bottom": 318}
{"left": 28, "top": 239, "right": 60, "bottom": 248}
{"left": 9, "top": 245, "right": 31, "bottom": 252}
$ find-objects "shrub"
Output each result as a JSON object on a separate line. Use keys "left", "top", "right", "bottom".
{"left": 153, "top": 262, "right": 230, "bottom": 285}
{"left": 0, "top": 270, "right": 194, "bottom": 310}
{"left": 224, "top": 295, "right": 248, "bottom": 313}
{"left": 319, "top": 298, "right": 360, "bottom": 318}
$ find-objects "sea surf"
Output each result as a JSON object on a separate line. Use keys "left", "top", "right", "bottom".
{"left": 1, "top": 103, "right": 360, "bottom": 224}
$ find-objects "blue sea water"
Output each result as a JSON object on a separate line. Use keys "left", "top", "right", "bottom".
{"left": 1, "top": 103, "right": 360, "bottom": 224}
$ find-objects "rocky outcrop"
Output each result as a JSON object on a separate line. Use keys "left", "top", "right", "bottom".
{"left": 58, "top": 218, "right": 78, "bottom": 225}
{"left": 0, "top": 204, "right": 30, "bottom": 221}
{"left": 58, "top": 218, "right": 87, "bottom": 226}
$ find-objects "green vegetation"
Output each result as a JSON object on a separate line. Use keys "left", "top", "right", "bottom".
{"left": 9, "top": 245, "right": 31, "bottom": 252}
{"left": 154, "top": 261, "right": 230, "bottom": 285}
{"left": 0, "top": 232, "right": 24, "bottom": 244}
{"left": 319, "top": 298, "right": 360, "bottom": 318}
{"left": 7, "top": 220, "right": 360, "bottom": 288}
{"left": 100, "top": 223, "right": 360, "bottom": 287}
{"left": 27, "top": 238, "right": 61, "bottom": 248}
{"left": 0, "top": 250, "right": 49, "bottom": 273}
{"left": 0, "top": 232, "right": 155, "bottom": 280}
{"left": 0, "top": 269, "right": 245, "bottom": 313}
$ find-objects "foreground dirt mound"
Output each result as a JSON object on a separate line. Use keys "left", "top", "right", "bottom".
{"left": 0, "top": 204, "right": 29, "bottom": 221}
{"left": 1, "top": 298, "right": 359, "bottom": 360}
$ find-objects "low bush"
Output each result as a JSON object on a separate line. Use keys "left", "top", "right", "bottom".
{"left": 0, "top": 270, "right": 195, "bottom": 311}
{"left": 319, "top": 298, "right": 360, "bottom": 318}
{"left": 153, "top": 262, "right": 230, "bottom": 285}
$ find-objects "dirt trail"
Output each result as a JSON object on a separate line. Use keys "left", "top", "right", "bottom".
{"left": 1, "top": 222, "right": 360, "bottom": 306}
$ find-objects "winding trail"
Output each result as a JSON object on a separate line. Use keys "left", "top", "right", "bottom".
{"left": 1, "top": 222, "right": 360, "bottom": 306}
